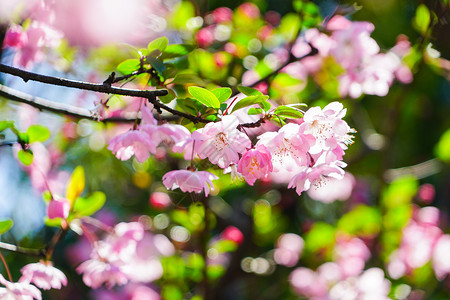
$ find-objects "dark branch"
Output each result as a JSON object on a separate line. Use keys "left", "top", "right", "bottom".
{"left": 0, "top": 84, "right": 136, "bottom": 123}
{"left": 0, "top": 64, "right": 167, "bottom": 99}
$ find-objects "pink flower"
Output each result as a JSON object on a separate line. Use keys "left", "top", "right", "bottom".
{"left": 274, "top": 233, "right": 304, "bottom": 267}
{"left": 257, "top": 123, "right": 315, "bottom": 172}
{"left": 20, "top": 262, "right": 68, "bottom": 290}
{"left": 237, "top": 145, "right": 273, "bottom": 185}
{"left": 290, "top": 267, "right": 328, "bottom": 298}
{"left": 107, "top": 130, "right": 153, "bottom": 163}
{"left": 195, "top": 115, "right": 251, "bottom": 168}
{"left": 162, "top": 169, "right": 218, "bottom": 196}
{"left": 288, "top": 160, "right": 346, "bottom": 196}
{"left": 334, "top": 236, "right": 370, "bottom": 278}
{"left": 0, "top": 274, "right": 41, "bottom": 300}
{"left": 307, "top": 172, "right": 355, "bottom": 203}
{"left": 195, "top": 27, "right": 215, "bottom": 48}
{"left": 4, "top": 24, "right": 25, "bottom": 48}
{"left": 300, "top": 102, "right": 354, "bottom": 155}
{"left": 212, "top": 7, "right": 233, "bottom": 23}
{"left": 432, "top": 234, "right": 450, "bottom": 280}
{"left": 149, "top": 192, "right": 171, "bottom": 209}
{"left": 47, "top": 198, "right": 70, "bottom": 219}
{"left": 76, "top": 259, "right": 129, "bottom": 289}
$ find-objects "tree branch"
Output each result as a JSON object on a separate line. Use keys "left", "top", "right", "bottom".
{"left": 0, "top": 64, "right": 167, "bottom": 99}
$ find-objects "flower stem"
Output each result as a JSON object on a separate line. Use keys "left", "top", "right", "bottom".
{"left": 0, "top": 251, "right": 12, "bottom": 282}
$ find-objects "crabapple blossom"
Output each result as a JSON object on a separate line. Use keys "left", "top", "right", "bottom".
{"left": 221, "top": 226, "right": 244, "bottom": 244}
{"left": 76, "top": 258, "right": 129, "bottom": 289}
{"left": 107, "top": 130, "right": 154, "bottom": 163}
{"left": 149, "top": 192, "right": 172, "bottom": 209}
{"left": 307, "top": 172, "right": 355, "bottom": 203}
{"left": 162, "top": 169, "right": 218, "bottom": 196}
{"left": 257, "top": 123, "right": 315, "bottom": 172}
{"left": 289, "top": 267, "right": 328, "bottom": 298}
{"left": 0, "top": 274, "right": 41, "bottom": 300}
{"left": 20, "top": 262, "right": 68, "bottom": 290}
{"left": 288, "top": 160, "right": 346, "bottom": 196}
{"left": 195, "top": 115, "right": 251, "bottom": 168}
{"left": 237, "top": 145, "right": 273, "bottom": 185}
{"left": 334, "top": 236, "right": 371, "bottom": 278}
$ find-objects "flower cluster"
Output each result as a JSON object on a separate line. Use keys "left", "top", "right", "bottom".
{"left": 108, "top": 101, "right": 354, "bottom": 197}
{"left": 292, "top": 15, "right": 412, "bottom": 98}
{"left": 77, "top": 221, "right": 174, "bottom": 289}
{"left": 387, "top": 205, "right": 450, "bottom": 280}
{"left": 0, "top": 260, "right": 68, "bottom": 299}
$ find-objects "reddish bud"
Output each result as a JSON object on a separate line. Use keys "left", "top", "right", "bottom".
{"left": 149, "top": 192, "right": 171, "bottom": 210}
{"left": 221, "top": 226, "right": 244, "bottom": 244}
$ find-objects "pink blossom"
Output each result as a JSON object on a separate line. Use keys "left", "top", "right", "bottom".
{"left": 149, "top": 192, "right": 171, "bottom": 209}
{"left": 290, "top": 267, "right": 328, "bottom": 298}
{"left": 307, "top": 173, "right": 355, "bottom": 203}
{"left": 329, "top": 268, "right": 391, "bottom": 300}
{"left": 274, "top": 233, "right": 304, "bottom": 267}
{"left": 237, "top": 145, "right": 273, "bottom": 185}
{"left": 417, "top": 183, "right": 435, "bottom": 204}
{"left": 4, "top": 24, "right": 25, "bottom": 48}
{"left": 47, "top": 198, "right": 70, "bottom": 219}
{"left": 20, "top": 262, "right": 67, "bottom": 290}
{"left": 334, "top": 237, "right": 370, "bottom": 278}
{"left": 195, "top": 115, "right": 251, "bottom": 168}
{"left": 300, "top": 102, "right": 354, "bottom": 155}
{"left": 163, "top": 169, "right": 218, "bottom": 196}
{"left": 0, "top": 274, "right": 41, "bottom": 300}
{"left": 221, "top": 226, "right": 244, "bottom": 244}
{"left": 195, "top": 27, "right": 215, "bottom": 48}
{"left": 432, "top": 234, "right": 450, "bottom": 280}
{"left": 212, "top": 7, "right": 233, "bottom": 23}
{"left": 257, "top": 123, "right": 315, "bottom": 172}
{"left": 288, "top": 160, "right": 346, "bottom": 196}
{"left": 107, "top": 130, "right": 153, "bottom": 162}
{"left": 237, "top": 3, "right": 260, "bottom": 19}
{"left": 76, "top": 259, "right": 129, "bottom": 289}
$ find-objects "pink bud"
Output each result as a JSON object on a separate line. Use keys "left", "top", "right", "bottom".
{"left": 149, "top": 192, "right": 171, "bottom": 210}
{"left": 417, "top": 183, "right": 435, "bottom": 204}
{"left": 221, "top": 226, "right": 244, "bottom": 244}
{"left": 212, "top": 7, "right": 233, "bottom": 23}
{"left": 47, "top": 199, "right": 70, "bottom": 219}
{"left": 195, "top": 27, "right": 214, "bottom": 48}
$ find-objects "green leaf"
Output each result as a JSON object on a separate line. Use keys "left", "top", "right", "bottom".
{"left": 274, "top": 106, "right": 304, "bottom": 119}
{"left": 188, "top": 86, "right": 220, "bottom": 109}
{"left": 146, "top": 55, "right": 166, "bottom": 76}
{"left": 435, "top": 128, "right": 450, "bottom": 162}
{"left": 161, "top": 44, "right": 195, "bottom": 60}
{"left": 117, "top": 59, "right": 140, "bottom": 75}
{"left": 211, "top": 87, "right": 232, "bottom": 103}
{"left": 17, "top": 149, "right": 33, "bottom": 165}
{"left": 337, "top": 205, "right": 381, "bottom": 237}
{"left": 73, "top": 192, "right": 106, "bottom": 217}
{"left": 27, "top": 125, "right": 50, "bottom": 143}
{"left": 207, "top": 265, "right": 225, "bottom": 280}
{"left": 278, "top": 13, "right": 302, "bottom": 41}
{"left": 231, "top": 95, "right": 270, "bottom": 113}
{"left": 44, "top": 217, "right": 63, "bottom": 228}
{"left": 0, "top": 121, "right": 14, "bottom": 132}
{"left": 159, "top": 92, "right": 176, "bottom": 104}
{"left": 248, "top": 107, "right": 263, "bottom": 115}
{"left": 0, "top": 219, "right": 13, "bottom": 235}
{"left": 66, "top": 166, "right": 85, "bottom": 204}
{"left": 237, "top": 86, "right": 263, "bottom": 96}
{"left": 211, "top": 239, "right": 238, "bottom": 253}
{"left": 147, "top": 37, "right": 169, "bottom": 54}
{"left": 414, "top": 4, "right": 430, "bottom": 35}
{"left": 172, "top": 74, "right": 205, "bottom": 85}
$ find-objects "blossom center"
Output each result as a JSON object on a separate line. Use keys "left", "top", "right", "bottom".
{"left": 213, "top": 132, "right": 229, "bottom": 151}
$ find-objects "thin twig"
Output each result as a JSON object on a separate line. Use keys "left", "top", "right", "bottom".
{"left": 0, "top": 241, "right": 45, "bottom": 258}
{"left": 0, "top": 252, "right": 12, "bottom": 281}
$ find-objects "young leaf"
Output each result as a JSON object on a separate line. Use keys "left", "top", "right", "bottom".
{"left": 231, "top": 95, "right": 269, "bottom": 113}
{"left": 17, "top": 149, "right": 33, "bottom": 166}
{"left": 0, "top": 219, "right": 13, "bottom": 235}
{"left": 73, "top": 192, "right": 106, "bottom": 217}
{"left": 0, "top": 121, "right": 14, "bottom": 132}
{"left": 248, "top": 107, "right": 263, "bottom": 115}
{"left": 414, "top": 4, "right": 431, "bottom": 35}
{"left": 146, "top": 55, "right": 166, "bottom": 76}
{"left": 161, "top": 44, "right": 195, "bottom": 60}
{"left": 147, "top": 37, "right": 169, "bottom": 54}
{"left": 27, "top": 125, "right": 50, "bottom": 143}
{"left": 172, "top": 74, "right": 205, "bottom": 85}
{"left": 66, "top": 166, "right": 85, "bottom": 204}
{"left": 237, "top": 86, "right": 263, "bottom": 96}
{"left": 211, "top": 87, "right": 232, "bottom": 103}
{"left": 117, "top": 59, "right": 140, "bottom": 75}
{"left": 274, "top": 106, "right": 304, "bottom": 119}
{"left": 188, "top": 86, "right": 220, "bottom": 109}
